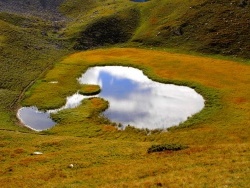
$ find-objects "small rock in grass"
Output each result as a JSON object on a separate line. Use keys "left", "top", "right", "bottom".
{"left": 32, "top": 151, "right": 43, "bottom": 155}
{"left": 68, "top": 164, "right": 74, "bottom": 168}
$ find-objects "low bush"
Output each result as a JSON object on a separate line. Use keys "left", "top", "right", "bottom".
{"left": 147, "top": 143, "right": 188, "bottom": 153}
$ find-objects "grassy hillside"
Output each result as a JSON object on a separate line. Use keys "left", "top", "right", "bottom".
{"left": 1, "top": 48, "right": 250, "bottom": 187}
{"left": 0, "top": 11, "right": 69, "bottom": 130}
{"left": 61, "top": 0, "right": 250, "bottom": 58}
{"left": 136, "top": 0, "right": 250, "bottom": 58}
{"left": 0, "top": 0, "right": 249, "bottom": 187}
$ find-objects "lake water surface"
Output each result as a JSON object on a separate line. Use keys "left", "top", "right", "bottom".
{"left": 18, "top": 66, "right": 205, "bottom": 131}
{"left": 78, "top": 66, "right": 204, "bottom": 129}
{"left": 17, "top": 106, "right": 56, "bottom": 131}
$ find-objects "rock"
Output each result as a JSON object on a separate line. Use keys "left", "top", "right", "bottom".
{"left": 41, "top": 31, "right": 48, "bottom": 36}
{"left": 173, "top": 26, "right": 183, "bottom": 36}
{"left": 32, "top": 151, "right": 43, "bottom": 155}
{"left": 68, "top": 164, "right": 74, "bottom": 168}
{"left": 239, "top": 0, "right": 248, "bottom": 7}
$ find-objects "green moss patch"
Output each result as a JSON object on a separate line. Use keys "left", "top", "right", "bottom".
{"left": 79, "top": 84, "right": 101, "bottom": 96}
{"left": 147, "top": 143, "right": 188, "bottom": 153}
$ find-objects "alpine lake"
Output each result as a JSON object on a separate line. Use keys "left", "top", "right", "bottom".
{"left": 17, "top": 66, "right": 205, "bottom": 131}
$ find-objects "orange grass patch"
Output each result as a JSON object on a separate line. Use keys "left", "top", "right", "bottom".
{"left": 65, "top": 48, "right": 249, "bottom": 140}
{"left": 24, "top": 48, "right": 250, "bottom": 144}
{"left": 68, "top": 48, "right": 249, "bottom": 89}
{"left": 79, "top": 84, "right": 101, "bottom": 95}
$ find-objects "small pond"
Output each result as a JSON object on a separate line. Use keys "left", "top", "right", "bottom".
{"left": 17, "top": 106, "right": 56, "bottom": 131}
{"left": 17, "top": 66, "right": 205, "bottom": 131}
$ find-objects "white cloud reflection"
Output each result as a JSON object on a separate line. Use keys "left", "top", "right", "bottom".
{"left": 78, "top": 66, "right": 150, "bottom": 86}
{"left": 78, "top": 66, "right": 205, "bottom": 129}
{"left": 18, "top": 66, "right": 205, "bottom": 131}
{"left": 48, "top": 93, "right": 95, "bottom": 113}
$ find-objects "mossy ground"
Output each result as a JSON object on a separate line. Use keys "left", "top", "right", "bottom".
{"left": 79, "top": 84, "right": 101, "bottom": 96}
{"left": 2, "top": 48, "right": 248, "bottom": 187}
{"left": 0, "top": 12, "right": 70, "bottom": 131}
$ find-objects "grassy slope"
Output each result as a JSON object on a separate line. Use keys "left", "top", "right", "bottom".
{"left": 0, "top": 0, "right": 249, "bottom": 187}
{"left": 62, "top": 0, "right": 250, "bottom": 58}
{"left": 134, "top": 0, "right": 250, "bottom": 58}
{"left": 2, "top": 48, "right": 248, "bottom": 187}
{"left": 0, "top": 12, "right": 69, "bottom": 130}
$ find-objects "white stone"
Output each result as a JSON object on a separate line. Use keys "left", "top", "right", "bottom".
{"left": 32, "top": 151, "right": 43, "bottom": 155}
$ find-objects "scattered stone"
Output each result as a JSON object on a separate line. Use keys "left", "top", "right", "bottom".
{"left": 32, "top": 151, "right": 43, "bottom": 155}
{"left": 239, "top": 0, "right": 248, "bottom": 7}
{"left": 68, "top": 164, "right": 74, "bottom": 168}
{"left": 41, "top": 31, "right": 48, "bottom": 36}
{"left": 173, "top": 26, "right": 183, "bottom": 36}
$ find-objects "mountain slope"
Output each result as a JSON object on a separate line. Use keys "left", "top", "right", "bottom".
{"left": 0, "top": 1, "right": 249, "bottom": 187}
{"left": 1, "top": 0, "right": 249, "bottom": 58}
{"left": 0, "top": 9, "right": 69, "bottom": 129}
{"left": 135, "top": 0, "right": 250, "bottom": 58}
{"left": 60, "top": 0, "right": 250, "bottom": 58}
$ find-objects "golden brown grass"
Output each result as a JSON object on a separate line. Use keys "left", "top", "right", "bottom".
{"left": 24, "top": 48, "right": 249, "bottom": 141}
{"left": 1, "top": 48, "right": 250, "bottom": 187}
{"left": 79, "top": 84, "right": 101, "bottom": 96}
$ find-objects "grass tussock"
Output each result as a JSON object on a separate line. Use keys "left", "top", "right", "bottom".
{"left": 147, "top": 143, "right": 188, "bottom": 153}
{"left": 79, "top": 84, "right": 101, "bottom": 96}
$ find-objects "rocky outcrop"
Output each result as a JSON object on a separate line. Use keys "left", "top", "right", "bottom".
{"left": 0, "top": 0, "right": 65, "bottom": 20}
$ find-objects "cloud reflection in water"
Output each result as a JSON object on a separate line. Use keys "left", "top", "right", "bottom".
{"left": 78, "top": 66, "right": 205, "bottom": 129}
{"left": 17, "top": 66, "right": 205, "bottom": 131}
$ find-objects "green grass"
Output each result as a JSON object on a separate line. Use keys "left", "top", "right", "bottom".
{"left": 79, "top": 84, "right": 101, "bottom": 96}
{"left": 0, "top": 11, "right": 71, "bottom": 132}
{"left": 60, "top": 0, "right": 250, "bottom": 58}
{"left": 1, "top": 49, "right": 250, "bottom": 187}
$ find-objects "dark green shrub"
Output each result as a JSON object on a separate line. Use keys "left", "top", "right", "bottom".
{"left": 147, "top": 143, "right": 188, "bottom": 153}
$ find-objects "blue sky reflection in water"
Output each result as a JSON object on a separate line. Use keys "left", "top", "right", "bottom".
{"left": 17, "top": 106, "right": 56, "bottom": 131}
{"left": 17, "top": 66, "right": 204, "bottom": 131}
{"left": 78, "top": 66, "right": 205, "bottom": 129}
